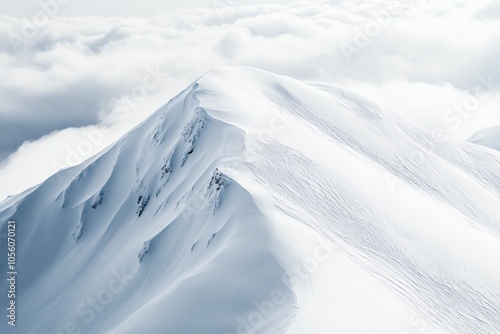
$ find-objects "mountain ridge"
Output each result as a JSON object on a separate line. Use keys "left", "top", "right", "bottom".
{"left": 470, "top": 125, "right": 500, "bottom": 151}
{"left": 1, "top": 66, "right": 500, "bottom": 334}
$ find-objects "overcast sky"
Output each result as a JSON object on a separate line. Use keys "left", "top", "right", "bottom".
{"left": 0, "top": 0, "right": 293, "bottom": 17}
{"left": 0, "top": 0, "right": 499, "bottom": 200}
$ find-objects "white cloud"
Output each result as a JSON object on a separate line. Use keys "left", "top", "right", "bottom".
{"left": 0, "top": 0, "right": 499, "bottom": 200}
{"left": 476, "top": 0, "right": 500, "bottom": 19}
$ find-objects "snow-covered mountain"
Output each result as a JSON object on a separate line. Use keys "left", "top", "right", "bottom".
{"left": 470, "top": 125, "right": 500, "bottom": 151}
{"left": 1, "top": 67, "right": 500, "bottom": 334}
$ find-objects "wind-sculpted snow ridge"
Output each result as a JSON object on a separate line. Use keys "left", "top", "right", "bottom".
{"left": 1, "top": 66, "right": 500, "bottom": 334}
{"left": 470, "top": 125, "right": 500, "bottom": 151}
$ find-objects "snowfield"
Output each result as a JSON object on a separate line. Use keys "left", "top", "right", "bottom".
{"left": 470, "top": 125, "right": 500, "bottom": 151}
{"left": 1, "top": 66, "right": 500, "bottom": 334}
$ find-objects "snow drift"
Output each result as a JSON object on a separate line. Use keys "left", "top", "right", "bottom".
{"left": 470, "top": 125, "right": 500, "bottom": 151}
{"left": 1, "top": 67, "right": 500, "bottom": 334}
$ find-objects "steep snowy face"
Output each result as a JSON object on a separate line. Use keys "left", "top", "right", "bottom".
{"left": 470, "top": 125, "right": 500, "bottom": 151}
{"left": 1, "top": 67, "right": 500, "bottom": 334}
{"left": 0, "top": 70, "right": 297, "bottom": 334}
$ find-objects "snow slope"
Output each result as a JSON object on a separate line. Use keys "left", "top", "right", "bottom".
{"left": 470, "top": 125, "right": 500, "bottom": 151}
{"left": 1, "top": 66, "right": 500, "bottom": 334}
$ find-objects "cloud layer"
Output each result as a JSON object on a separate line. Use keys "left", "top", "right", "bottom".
{"left": 0, "top": 0, "right": 499, "bottom": 200}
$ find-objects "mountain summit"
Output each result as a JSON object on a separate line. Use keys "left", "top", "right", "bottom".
{"left": 1, "top": 67, "right": 500, "bottom": 334}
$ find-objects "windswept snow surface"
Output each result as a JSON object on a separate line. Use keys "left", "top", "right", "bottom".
{"left": 470, "top": 125, "right": 500, "bottom": 151}
{"left": 1, "top": 67, "right": 500, "bottom": 334}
